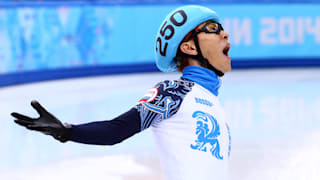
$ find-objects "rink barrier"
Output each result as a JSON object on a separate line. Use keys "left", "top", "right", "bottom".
{"left": 1, "top": 3, "right": 319, "bottom": 87}
{"left": 0, "top": 63, "right": 159, "bottom": 87}
{"left": 1, "top": 58, "right": 319, "bottom": 87}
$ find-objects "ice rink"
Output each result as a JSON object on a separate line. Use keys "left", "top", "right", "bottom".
{"left": 1, "top": 68, "right": 320, "bottom": 180}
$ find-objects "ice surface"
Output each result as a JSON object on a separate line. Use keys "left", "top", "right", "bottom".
{"left": 1, "top": 68, "right": 320, "bottom": 180}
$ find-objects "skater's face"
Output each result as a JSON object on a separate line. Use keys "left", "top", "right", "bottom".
{"left": 179, "top": 21, "right": 232, "bottom": 73}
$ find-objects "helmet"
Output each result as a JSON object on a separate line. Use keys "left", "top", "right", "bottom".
{"left": 155, "top": 5, "right": 221, "bottom": 73}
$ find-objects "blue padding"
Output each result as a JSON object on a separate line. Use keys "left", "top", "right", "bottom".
{"left": 0, "top": 63, "right": 159, "bottom": 87}
{"left": 232, "top": 58, "right": 320, "bottom": 69}
{"left": 1, "top": 58, "right": 319, "bottom": 87}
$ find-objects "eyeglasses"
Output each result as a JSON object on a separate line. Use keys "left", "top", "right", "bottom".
{"left": 196, "top": 21, "right": 224, "bottom": 34}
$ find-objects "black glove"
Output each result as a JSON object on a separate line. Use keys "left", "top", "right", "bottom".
{"left": 12, "top": 100, "right": 72, "bottom": 143}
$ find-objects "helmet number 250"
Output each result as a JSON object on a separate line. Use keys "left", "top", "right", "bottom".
{"left": 156, "top": 10, "right": 187, "bottom": 56}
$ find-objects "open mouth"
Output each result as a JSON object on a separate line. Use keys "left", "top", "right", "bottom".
{"left": 223, "top": 45, "right": 230, "bottom": 57}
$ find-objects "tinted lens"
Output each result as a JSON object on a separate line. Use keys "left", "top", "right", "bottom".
{"left": 205, "top": 23, "right": 220, "bottom": 33}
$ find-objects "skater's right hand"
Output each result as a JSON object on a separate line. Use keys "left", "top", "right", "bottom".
{"left": 12, "top": 100, "right": 72, "bottom": 143}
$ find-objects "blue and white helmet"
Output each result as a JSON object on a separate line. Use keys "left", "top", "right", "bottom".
{"left": 155, "top": 5, "right": 221, "bottom": 73}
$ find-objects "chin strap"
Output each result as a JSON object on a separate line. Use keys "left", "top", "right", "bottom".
{"left": 179, "top": 30, "right": 224, "bottom": 77}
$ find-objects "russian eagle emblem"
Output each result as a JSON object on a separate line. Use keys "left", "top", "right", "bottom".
{"left": 190, "top": 111, "right": 223, "bottom": 160}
